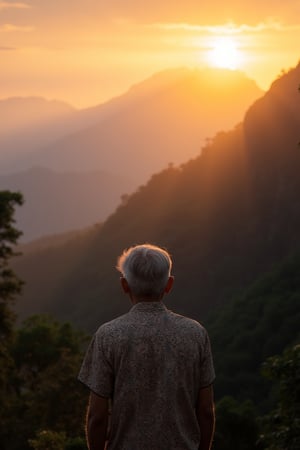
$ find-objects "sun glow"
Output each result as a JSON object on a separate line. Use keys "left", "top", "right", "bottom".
{"left": 208, "top": 36, "right": 242, "bottom": 70}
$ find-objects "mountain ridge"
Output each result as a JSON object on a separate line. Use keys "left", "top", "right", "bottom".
{"left": 12, "top": 63, "right": 300, "bottom": 330}
{"left": 0, "top": 167, "right": 137, "bottom": 241}
{"left": 1, "top": 67, "right": 263, "bottom": 178}
{"left": 1, "top": 67, "right": 263, "bottom": 240}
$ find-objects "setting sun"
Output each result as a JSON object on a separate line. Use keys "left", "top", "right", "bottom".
{"left": 208, "top": 36, "right": 242, "bottom": 70}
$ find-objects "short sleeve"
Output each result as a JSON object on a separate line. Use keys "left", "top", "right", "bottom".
{"left": 78, "top": 329, "right": 114, "bottom": 398}
{"left": 199, "top": 330, "right": 215, "bottom": 388}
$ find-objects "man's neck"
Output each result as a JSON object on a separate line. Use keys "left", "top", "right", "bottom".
{"left": 131, "top": 297, "right": 162, "bottom": 305}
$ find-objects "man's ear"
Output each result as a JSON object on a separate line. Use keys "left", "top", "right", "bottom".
{"left": 120, "top": 277, "right": 130, "bottom": 293}
{"left": 164, "top": 276, "right": 174, "bottom": 294}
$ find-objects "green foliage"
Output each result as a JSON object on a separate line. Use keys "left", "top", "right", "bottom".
{"left": 13, "top": 315, "right": 87, "bottom": 374}
{"left": 0, "top": 190, "right": 23, "bottom": 338}
{"left": 207, "top": 252, "right": 300, "bottom": 409}
{"left": 259, "top": 345, "right": 300, "bottom": 449}
{"left": 214, "top": 396, "right": 260, "bottom": 449}
{"left": 0, "top": 190, "right": 23, "bottom": 448}
{"left": 2, "top": 315, "right": 89, "bottom": 450}
{"left": 0, "top": 190, "right": 23, "bottom": 261}
{"left": 0, "top": 191, "right": 89, "bottom": 450}
{"left": 28, "top": 430, "right": 87, "bottom": 450}
{"left": 28, "top": 430, "right": 67, "bottom": 450}
{"left": 64, "top": 436, "right": 87, "bottom": 450}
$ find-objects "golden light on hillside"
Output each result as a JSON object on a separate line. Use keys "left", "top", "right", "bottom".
{"left": 207, "top": 36, "right": 243, "bottom": 70}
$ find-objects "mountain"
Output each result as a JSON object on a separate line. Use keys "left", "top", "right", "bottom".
{"left": 0, "top": 68, "right": 262, "bottom": 241}
{"left": 14, "top": 224, "right": 103, "bottom": 321}
{"left": 0, "top": 167, "right": 137, "bottom": 241}
{"left": 12, "top": 62, "right": 300, "bottom": 331}
{"left": 0, "top": 97, "right": 76, "bottom": 170}
{"left": 0, "top": 92, "right": 146, "bottom": 173}
{"left": 2, "top": 68, "right": 263, "bottom": 183}
{"left": 0, "top": 96, "right": 75, "bottom": 134}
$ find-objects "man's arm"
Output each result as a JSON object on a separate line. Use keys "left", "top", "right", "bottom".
{"left": 196, "top": 384, "right": 215, "bottom": 450}
{"left": 86, "top": 391, "right": 109, "bottom": 450}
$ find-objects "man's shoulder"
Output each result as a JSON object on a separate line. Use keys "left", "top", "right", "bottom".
{"left": 166, "top": 309, "right": 208, "bottom": 336}
{"left": 93, "top": 307, "right": 209, "bottom": 341}
{"left": 94, "top": 312, "right": 131, "bottom": 336}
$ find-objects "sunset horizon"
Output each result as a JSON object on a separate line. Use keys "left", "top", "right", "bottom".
{"left": 1, "top": 0, "right": 299, "bottom": 107}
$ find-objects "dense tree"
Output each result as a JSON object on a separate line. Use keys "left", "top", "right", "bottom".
{"left": 213, "top": 396, "right": 260, "bottom": 449}
{"left": 28, "top": 430, "right": 67, "bottom": 450}
{"left": 28, "top": 430, "right": 86, "bottom": 450}
{"left": 0, "top": 190, "right": 23, "bottom": 339}
{"left": 0, "top": 190, "right": 23, "bottom": 448}
{"left": 4, "top": 315, "right": 89, "bottom": 450}
{"left": 207, "top": 251, "right": 300, "bottom": 409}
{"left": 259, "top": 345, "right": 300, "bottom": 449}
{"left": 0, "top": 192, "right": 89, "bottom": 449}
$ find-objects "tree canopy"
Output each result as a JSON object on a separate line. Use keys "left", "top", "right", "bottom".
{"left": 0, "top": 190, "right": 23, "bottom": 340}
{"left": 259, "top": 345, "right": 300, "bottom": 449}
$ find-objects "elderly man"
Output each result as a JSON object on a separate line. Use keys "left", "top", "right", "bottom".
{"left": 78, "top": 244, "right": 215, "bottom": 450}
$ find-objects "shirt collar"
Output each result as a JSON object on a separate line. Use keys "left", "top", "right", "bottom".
{"left": 130, "top": 301, "right": 167, "bottom": 314}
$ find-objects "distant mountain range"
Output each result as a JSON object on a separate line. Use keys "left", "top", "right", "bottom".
{"left": 1, "top": 67, "right": 263, "bottom": 240}
{"left": 1, "top": 68, "right": 263, "bottom": 178}
{"left": 0, "top": 97, "right": 76, "bottom": 168}
{"left": 0, "top": 168, "right": 136, "bottom": 241}
{"left": 13, "top": 62, "right": 300, "bottom": 334}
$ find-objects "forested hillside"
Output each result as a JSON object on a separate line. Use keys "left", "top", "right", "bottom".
{"left": 208, "top": 250, "right": 300, "bottom": 408}
{"left": 13, "top": 63, "right": 300, "bottom": 333}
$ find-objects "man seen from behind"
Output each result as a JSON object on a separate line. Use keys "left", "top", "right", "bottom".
{"left": 78, "top": 243, "right": 215, "bottom": 450}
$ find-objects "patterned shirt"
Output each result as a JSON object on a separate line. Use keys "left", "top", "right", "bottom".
{"left": 78, "top": 301, "right": 215, "bottom": 450}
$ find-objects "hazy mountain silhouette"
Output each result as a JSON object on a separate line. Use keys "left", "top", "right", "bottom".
{"left": 2, "top": 68, "right": 263, "bottom": 182}
{"left": 9, "top": 65, "right": 300, "bottom": 418}
{"left": 0, "top": 96, "right": 75, "bottom": 134}
{"left": 0, "top": 91, "right": 151, "bottom": 172}
{"left": 0, "top": 167, "right": 137, "bottom": 241}
{"left": 0, "top": 93, "right": 145, "bottom": 173}
{"left": 0, "top": 97, "right": 77, "bottom": 170}
{"left": 12, "top": 62, "right": 300, "bottom": 331}
{"left": 0, "top": 68, "right": 262, "bottom": 240}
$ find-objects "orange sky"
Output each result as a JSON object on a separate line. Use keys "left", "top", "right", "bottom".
{"left": 0, "top": 0, "right": 299, "bottom": 108}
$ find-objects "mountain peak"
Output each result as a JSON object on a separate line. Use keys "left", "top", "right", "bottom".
{"left": 126, "top": 66, "right": 262, "bottom": 98}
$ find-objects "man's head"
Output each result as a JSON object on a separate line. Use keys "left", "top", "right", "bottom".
{"left": 116, "top": 244, "right": 173, "bottom": 301}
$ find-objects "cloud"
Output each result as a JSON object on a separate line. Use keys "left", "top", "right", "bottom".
{"left": 149, "top": 19, "right": 300, "bottom": 34}
{"left": 0, "top": 23, "right": 34, "bottom": 32}
{"left": 0, "top": 1, "right": 31, "bottom": 9}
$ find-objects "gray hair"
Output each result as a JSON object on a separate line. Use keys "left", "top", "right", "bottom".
{"left": 116, "top": 244, "right": 172, "bottom": 299}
